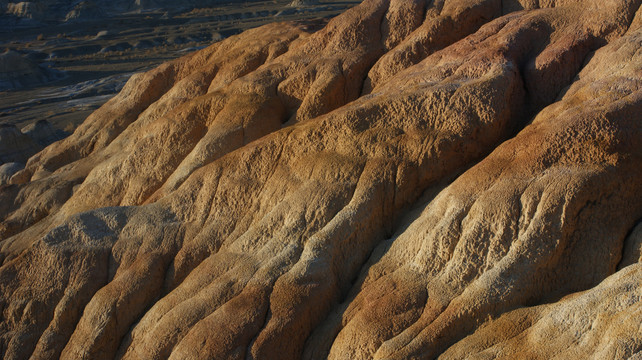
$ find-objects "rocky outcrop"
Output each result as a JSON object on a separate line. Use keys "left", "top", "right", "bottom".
{"left": 0, "top": 0, "right": 641, "bottom": 359}
{"left": 5, "top": 1, "right": 44, "bottom": 18}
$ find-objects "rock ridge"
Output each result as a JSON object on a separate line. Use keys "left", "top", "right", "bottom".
{"left": 0, "top": 0, "right": 641, "bottom": 359}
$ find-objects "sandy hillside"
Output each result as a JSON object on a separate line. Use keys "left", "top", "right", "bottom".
{"left": 0, "top": 0, "right": 641, "bottom": 359}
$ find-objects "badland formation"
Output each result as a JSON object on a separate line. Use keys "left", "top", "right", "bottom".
{"left": 1, "top": 0, "right": 642, "bottom": 359}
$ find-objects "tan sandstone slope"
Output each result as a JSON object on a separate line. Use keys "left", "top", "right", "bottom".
{"left": 1, "top": 0, "right": 641, "bottom": 359}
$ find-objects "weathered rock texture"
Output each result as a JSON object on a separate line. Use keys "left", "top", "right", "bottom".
{"left": 1, "top": 0, "right": 641, "bottom": 359}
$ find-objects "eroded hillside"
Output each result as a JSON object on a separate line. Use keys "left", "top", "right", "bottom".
{"left": 1, "top": 0, "right": 641, "bottom": 359}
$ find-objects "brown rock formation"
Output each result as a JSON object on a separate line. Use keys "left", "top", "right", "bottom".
{"left": 1, "top": 0, "right": 641, "bottom": 359}
{"left": 0, "top": 163, "right": 24, "bottom": 186}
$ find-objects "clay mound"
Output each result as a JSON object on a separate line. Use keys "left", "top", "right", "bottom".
{"left": 0, "top": 124, "right": 41, "bottom": 164}
{"left": 0, "top": 120, "right": 67, "bottom": 165}
{"left": 21, "top": 119, "right": 69, "bottom": 147}
{"left": 0, "top": 51, "right": 65, "bottom": 90}
{"left": 1, "top": 1, "right": 641, "bottom": 359}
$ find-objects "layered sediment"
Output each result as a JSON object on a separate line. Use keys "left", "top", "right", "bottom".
{"left": 1, "top": 1, "right": 641, "bottom": 359}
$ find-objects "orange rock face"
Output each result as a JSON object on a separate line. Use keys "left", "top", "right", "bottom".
{"left": 1, "top": 1, "right": 641, "bottom": 359}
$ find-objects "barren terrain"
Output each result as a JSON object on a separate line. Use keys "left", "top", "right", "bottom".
{"left": 0, "top": 0, "right": 641, "bottom": 359}
{"left": 0, "top": 0, "right": 360, "bottom": 132}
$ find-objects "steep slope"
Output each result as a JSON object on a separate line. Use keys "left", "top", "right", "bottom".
{"left": 441, "top": 263, "right": 642, "bottom": 359}
{"left": 307, "top": 19, "right": 642, "bottom": 358}
{"left": 0, "top": 0, "right": 641, "bottom": 359}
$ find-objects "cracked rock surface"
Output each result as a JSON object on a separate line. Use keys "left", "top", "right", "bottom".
{"left": 1, "top": 0, "right": 641, "bottom": 359}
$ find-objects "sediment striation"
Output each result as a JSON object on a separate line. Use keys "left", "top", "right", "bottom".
{"left": 1, "top": 1, "right": 641, "bottom": 359}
